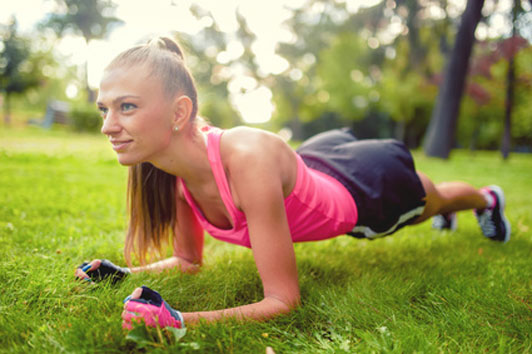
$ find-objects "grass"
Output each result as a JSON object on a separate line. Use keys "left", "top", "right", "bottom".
{"left": 1, "top": 125, "right": 531, "bottom": 353}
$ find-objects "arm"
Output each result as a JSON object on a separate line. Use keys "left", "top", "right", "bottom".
{"left": 122, "top": 170, "right": 299, "bottom": 325}
{"left": 76, "top": 192, "right": 204, "bottom": 279}
{"left": 181, "top": 142, "right": 300, "bottom": 324}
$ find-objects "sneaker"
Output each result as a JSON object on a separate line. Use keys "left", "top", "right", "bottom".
{"left": 475, "top": 185, "right": 511, "bottom": 243}
{"left": 432, "top": 213, "right": 457, "bottom": 231}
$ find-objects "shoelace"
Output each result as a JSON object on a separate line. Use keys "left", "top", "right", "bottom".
{"left": 477, "top": 209, "right": 496, "bottom": 237}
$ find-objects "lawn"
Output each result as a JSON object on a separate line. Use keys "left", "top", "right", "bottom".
{"left": 1, "top": 126, "right": 531, "bottom": 353}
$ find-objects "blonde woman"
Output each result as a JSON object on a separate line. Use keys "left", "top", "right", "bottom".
{"left": 75, "top": 37, "right": 510, "bottom": 330}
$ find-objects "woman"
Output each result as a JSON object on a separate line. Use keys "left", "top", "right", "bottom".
{"left": 75, "top": 37, "right": 510, "bottom": 330}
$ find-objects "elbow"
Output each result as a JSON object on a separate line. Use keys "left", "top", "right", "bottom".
{"left": 179, "top": 261, "right": 201, "bottom": 274}
{"left": 265, "top": 294, "right": 301, "bottom": 316}
{"left": 174, "top": 255, "right": 201, "bottom": 274}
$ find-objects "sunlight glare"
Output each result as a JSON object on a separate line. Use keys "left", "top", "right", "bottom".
{"left": 65, "top": 83, "right": 78, "bottom": 99}
{"left": 232, "top": 86, "right": 274, "bottom": 124}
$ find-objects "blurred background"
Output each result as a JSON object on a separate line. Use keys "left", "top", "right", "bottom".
{"left": 1, "top": 0, "right": 531, "bottom": 158}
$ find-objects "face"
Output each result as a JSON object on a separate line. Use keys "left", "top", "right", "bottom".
{"left": 97, "top": 64, "right": 175, "bottom": 166}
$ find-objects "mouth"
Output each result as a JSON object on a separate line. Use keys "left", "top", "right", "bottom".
{"left": 110, "top": 139, "right": 133, "bottom": 152}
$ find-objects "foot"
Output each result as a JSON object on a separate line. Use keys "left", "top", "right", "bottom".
{"left": 432, "top": 212, "right": 457, "bottom": 231}
{"left": 475, "top": 185, "right": 510, "bottom": 243}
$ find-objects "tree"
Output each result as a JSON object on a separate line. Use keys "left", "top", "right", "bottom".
{"left": 0, "top": 18, "right": 42, "bottom": 125}
{"left": 40, "top": 0, "right": 123, "bottom": 101}
{"left": 501, "top": 0, "right": 529, "bottom": 159}
{"left": 423, "top": 0, "right": 485, "bottom": 158}
{"left": 274, "top": 0, "right": 353, "bottom": 139}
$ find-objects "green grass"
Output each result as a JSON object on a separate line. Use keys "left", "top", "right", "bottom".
{"left": 1, "top": 126, "right": 531, "bottom": 353}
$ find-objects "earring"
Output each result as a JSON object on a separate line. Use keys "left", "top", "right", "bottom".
{"left": 173, "top": 126, "right": 179, "bottom": 132}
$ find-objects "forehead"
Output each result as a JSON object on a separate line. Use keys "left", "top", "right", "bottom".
{"left": 98, "top": 64, "right": 163, "bottom": 103}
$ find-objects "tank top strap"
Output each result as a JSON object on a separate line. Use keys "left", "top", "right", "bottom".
{"left": 206, "top": 128, "right": 242, "bottom": 219}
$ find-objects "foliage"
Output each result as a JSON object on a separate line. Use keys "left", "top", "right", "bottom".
{"left": 458, "top": 42, "right": 532, "bottom": 150}
{"left": 0, "top": 128, "right": 531, "bottom": 352}
{"left": 0, "top": 18, "right": 45, "bottom": 123}
{"left": 40, "top": 0, "right": 123, "bottom": 102}
{"left": 6, "top": 0, "right": 530, "bottom": 151}
{"left": 69, "top": 102, "right": 101, "bottom": 133}
{"left": 178, "top": 6, "right": 248, "bottom": 128}
{"left": 316, "top": 33, "right": 373, "bottom": 121}
{"left": 40, "top": 0, "right": 123, "bottom": 44}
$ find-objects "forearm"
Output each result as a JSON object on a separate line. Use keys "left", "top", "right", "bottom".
{"left": 130, "top": 256, "right": 200, "bottom": 274}
{"left": 182, "top": 296, "right": 297, "bottom": 325}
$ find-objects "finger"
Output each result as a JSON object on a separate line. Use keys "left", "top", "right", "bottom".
{"left": 130, "top": 287, "right": 143, "bottom": 300}
{"left": 266, "top": 347, "right": 276, "bottom": 354}
{"left": 74, "top": 268, "right": 91, "bottom": 281}
{"left": 122, "top": 309, "right": 139, "bottom": 321}
{"left": 75, "top": 259, "right": 102, "bottom": 280}
{"left": 123, "top": 287, "right": 143, "bottom": 309}
{"left": 87, "top": 259, "right": 102, "bottom": 271}
{"left": 124, "top": 302, "right": 158, "bottom": 327}
{"left": 122, "top": 310, "right": 143, "bottom": 330}
{"left": 125, "top": 301, "right": 157, "bottom": 316}
{"left": 122, "top": 321, "right": 133, "bottom": 330}
{"left": 121, "top": 310, "right": 135, "bottom": 330}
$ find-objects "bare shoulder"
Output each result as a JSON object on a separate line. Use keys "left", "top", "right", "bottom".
{"left": 220, "top": 126, "right": 297, "bottom": 195}
{"left": 221, "top": 126, "right": 291, "bottom": 163}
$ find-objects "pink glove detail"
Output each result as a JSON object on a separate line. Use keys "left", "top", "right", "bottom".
{"left": 122, "top": 286, "right": 184, "bottom": 330}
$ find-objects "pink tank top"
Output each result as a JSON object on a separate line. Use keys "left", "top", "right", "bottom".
{"left": 179, "top": 129, "right": 358, "bottom": 248}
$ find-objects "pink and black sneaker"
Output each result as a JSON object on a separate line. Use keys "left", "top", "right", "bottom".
{"left": 122, "top": 286, "right": 184, "bottom": 330}
{"left": 475, "top": 185, "right": 510, "bottom": 243}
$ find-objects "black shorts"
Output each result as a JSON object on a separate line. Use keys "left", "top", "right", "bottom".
{"left": 296, "top": 128, "right": 426, "bottom": 239}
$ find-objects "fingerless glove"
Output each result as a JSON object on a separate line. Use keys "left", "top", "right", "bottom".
{"left": 78, "top": 259, "right": 131, "bottom": 284}
{"left": 122, "top": 286, "right": 184, "bottom": 330}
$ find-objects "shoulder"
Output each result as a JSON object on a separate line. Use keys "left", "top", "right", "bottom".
{"left": 221, "top": 127, "right": 285, "bottom": 153}
{"left": 219, "top": 126, "right": 297, "bottom": 196}
{"left": 220, "top": 127, "right": 291, "bottom": 166}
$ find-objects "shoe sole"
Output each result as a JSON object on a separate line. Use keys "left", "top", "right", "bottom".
{"left": 449, "top": 213, "right": 457, "bottom": 231}
{"left": 488, "top": 185, "right": 511, "bottom": 243}
{"left": 432, "top": 213, "right": 457, "bottom": 231}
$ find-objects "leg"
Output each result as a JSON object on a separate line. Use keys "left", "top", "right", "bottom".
{"left": 412, "top": 172, "right": 488, "bottom": 224}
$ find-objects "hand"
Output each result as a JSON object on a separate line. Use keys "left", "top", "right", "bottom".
{"left": 122, "top": 286, "right": 184, "bottom": 330}
{"left": 75, "top": 259, "right": 131, "bottom": 284}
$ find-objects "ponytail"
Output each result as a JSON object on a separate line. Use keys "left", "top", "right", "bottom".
{"left": 125, "top": 163, "right": 176, "bottom": 266}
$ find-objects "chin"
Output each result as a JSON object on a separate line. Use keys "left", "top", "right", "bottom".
{"left": 116, "top": 153, "right": 142, "bottom": 166}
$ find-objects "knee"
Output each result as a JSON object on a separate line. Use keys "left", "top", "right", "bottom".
{"left": 414, "top": 172, "right": 444, "bottom": 222}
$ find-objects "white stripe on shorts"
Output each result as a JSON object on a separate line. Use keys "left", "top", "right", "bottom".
{"left": 350, "top": 205, "right": 425, "bottom": 239}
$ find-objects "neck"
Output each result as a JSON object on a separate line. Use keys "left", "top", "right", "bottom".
{"left": 148, "top": 124, "right": 212, "bottom": 184}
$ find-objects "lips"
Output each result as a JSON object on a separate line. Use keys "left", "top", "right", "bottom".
{"left": 110, "top": 139, "right": 133, "bottom": 152}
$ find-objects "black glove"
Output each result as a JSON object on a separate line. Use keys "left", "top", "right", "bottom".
{"left": 77, "top": 259, "right": 131, "bottom": 284}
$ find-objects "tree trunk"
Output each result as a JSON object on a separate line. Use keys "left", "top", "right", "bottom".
{"left": 501, "top": 55, "right": 514, "bottom": 160}
{"left": 290, "top": 115, "right": 303, "bottom": 141}
{"left": 395, "top": 120, "right": 406, "bottom": 142}
{"left": 83, "top": 38, "right": 96, "bottom": 103}
{"left": 3, "top": 93, "right": 11, "bottom": 125}
{"left": 84, "top": 59, "right": 95, "bottom": 103}
{"left": 423, "top": 0, "right": 485, "bottom": 158}
{"left": 502, "top": 0, "right": 519, "bottom": 160}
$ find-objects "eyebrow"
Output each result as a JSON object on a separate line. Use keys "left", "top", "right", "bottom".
{"left": 97, "top": 95, "right": 140, "bottom": 106}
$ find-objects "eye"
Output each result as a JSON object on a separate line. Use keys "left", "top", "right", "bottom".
{"left": 121, "top": 103, "right": 137, "bottom": 112}
{"left": 98, "top": 106, "right": 108, "bottom": 119}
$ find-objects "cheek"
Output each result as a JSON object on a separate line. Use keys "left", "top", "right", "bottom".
{"left": 140, "top": 114, "right": 173, "bottom": 147}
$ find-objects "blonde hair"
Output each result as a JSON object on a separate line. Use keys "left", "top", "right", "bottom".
{"left": 106, "top": 37, "right": 198, "bottom": 118}
{"left": 107, "top": 37, "right": 198, "bottom": 266}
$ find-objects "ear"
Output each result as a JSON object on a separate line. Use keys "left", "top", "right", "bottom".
{"left": 172, "top": 95, "right": 193, "bottom": 129}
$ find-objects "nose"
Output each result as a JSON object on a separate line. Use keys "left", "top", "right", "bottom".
{"left": 100, "top": 110, "right": 121, "bottom": 136}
